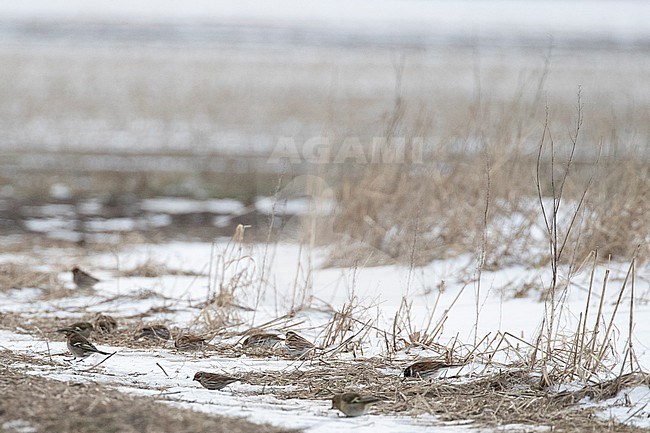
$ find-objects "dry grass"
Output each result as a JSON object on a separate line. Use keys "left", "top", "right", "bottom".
{"left": 578, "top": 158, "right": 650, "bottom": 260}
{"left": 0, "top": 312, "right": 170, "bottom": 350}
{"left": 310, "top": 57, "right": 649, "bottom": 270}
{"left": 324, "top": 118, "right": 648, "bottom": 269}
{"left": 3, "top": 305, "right": 648, "bottom": 433}
{"left": 0, "top": 262, "right": 61, "bottom": 292}
{"left": 0, "top": 350, "right": 295, "bottom": 433}
{"left": 240, "top": 360, "right": 649, "bottom": 432}
{"left": 119, "top": 259, "right": 204, "bottom": 278}
{"left": 188, "top": 225, "right": 258, "bottom": 333}
{"left": 1, "top": 266, "right": 647, "bottom": 433}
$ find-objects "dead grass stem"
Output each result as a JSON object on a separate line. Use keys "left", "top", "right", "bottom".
{"left": 0, "top": 263, "right": 61, "bottom": 292}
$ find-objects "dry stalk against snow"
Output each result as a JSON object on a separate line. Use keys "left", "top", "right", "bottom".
{"left": 0, "top": 263, "right": 61, "bottom": 292}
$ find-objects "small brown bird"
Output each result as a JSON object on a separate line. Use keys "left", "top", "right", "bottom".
{"left": 403, "top": 360, "right": 465, "bottom": 379}
{"left": 59, "top": 330, "right": 111, "bottom": 358}
{"left": 174, "top": 335, "right": 209, "bottom": 351}
{"left": 193, "top": 372, "right": 239, "bottom": 390}
{"left": 242, "top": 333, "right": 283, "bottom": 349}
{"left": 57, "top": 322, "right": 94, "bottom": 338}
{"left": 72, "top": 267, "right": 100, "bottom": 289}
{"left": 139, "top": 325, "right": 171, "bottom": 340}
{"left": 331, "top": 392, "right": 381, "bottom": 417}
{"left": 94, "top": 314, "right": 117, "bottom": 333}
{"left": 284, "top": 331, "right": 317, "bottom": 356}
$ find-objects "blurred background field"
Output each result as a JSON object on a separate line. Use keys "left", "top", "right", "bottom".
{"left": 0, "top": 1, "right": 648, "bottom": 264}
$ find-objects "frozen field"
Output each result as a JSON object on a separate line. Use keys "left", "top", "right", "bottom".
{"left": 1, "top": 233, "right": 649, "bottom": 432}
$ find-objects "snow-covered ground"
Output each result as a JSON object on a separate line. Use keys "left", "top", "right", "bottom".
{"left": 2, "top": 239, "right": 649, "bottom": 431}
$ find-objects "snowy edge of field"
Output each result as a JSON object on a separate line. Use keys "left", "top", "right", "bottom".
{"left": 1, "top": 240, "right": 650, "bottom": 431}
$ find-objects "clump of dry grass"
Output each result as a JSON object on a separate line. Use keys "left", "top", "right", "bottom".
{"left": 0, "top": 350, "right": 294, "bottom": 433}
{"left": 397, "top": 370, "right": 649, "bottom": 432}
{"left": 576, "top": 158, "right": 650, "bottom": 261}
{"left": 321, "top": 80, "right": 648, "bottom": 270}
{"left": 240, "top": 359, "right": 648, "bottom": 432}
{"left": 119, "top": 259, "right": 204, "bottom": 278}
{"left": 0, "top": 263, "right": 61, "bottom": 291}
{"left": 190, "top": 225, "right": 257, "bottom": 332}
{"left": 0, "top": 310, "right": 176, "bottom": 351}
{"left": 323, "top": 143, "right": 539, "bottom": 268}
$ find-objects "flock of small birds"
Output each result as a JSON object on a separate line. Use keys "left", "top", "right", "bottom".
{"left": 57, "top": 267, "right": 466, "bottom": 417}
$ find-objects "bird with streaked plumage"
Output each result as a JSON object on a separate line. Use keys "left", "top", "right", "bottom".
{"left": 139, "top": 325, "right": 171, "bottom": 340}
{"left": 174, "top": 334, "right": 211, "bottom": 351}
{"left": 57, "top": 321, "right": 93, "bottom": 338}
{"left": 331, "top": 392, "right": 381, "bottom": 417}
{"left": 193, "top": 372, "right": 240, "bottom": 390}
{"left": 284, "top": 331, "right": 317, "bottom": 357}
{"left": 242, "top": 332, "right": 283, "bottom": 349}
{"left": 58, "top": 329, "right": 111, "bottom": 358}
{"left": 403, "top": 360, "right": 466, "bottom": 379}
{"left": 71, "top": 266, "right": 100, "bottom": 289}
{"left": 94, "top": 314, "right": 117, "bottom": 333}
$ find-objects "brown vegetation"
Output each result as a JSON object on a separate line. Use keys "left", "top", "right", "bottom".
{"left": 0, "top": 350, "right": 294, "bottom": 433}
